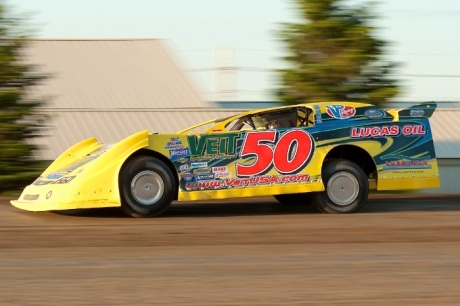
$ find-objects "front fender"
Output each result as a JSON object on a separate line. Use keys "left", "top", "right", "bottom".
{"left": 11, "top": 130, "right": 150, "bottom": 211}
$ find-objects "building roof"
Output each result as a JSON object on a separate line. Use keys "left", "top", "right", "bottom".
{"left": 26, "top": 39, "right": 205, "bottom": 109}
{"left": 30, "top": 109, "right": 241, "bottom": 160}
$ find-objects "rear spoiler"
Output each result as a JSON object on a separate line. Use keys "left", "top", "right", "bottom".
{"left": 387, "top": 102, "right": 437, "bottom": 121}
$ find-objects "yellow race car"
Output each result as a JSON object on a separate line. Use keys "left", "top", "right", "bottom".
{"left": 11, "top": 102, "right": 440, "bottom": 217}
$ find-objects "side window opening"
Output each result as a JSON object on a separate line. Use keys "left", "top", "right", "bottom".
{"left": 225, "top": 107, "right": 315, "bottom": 131}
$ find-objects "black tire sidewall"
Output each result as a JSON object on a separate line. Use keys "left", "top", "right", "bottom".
{"left": 120, "top": 156, "right": 175, "bottom": 217}
{"left": 314, "top": 160, "right": 369, "bottom": 213}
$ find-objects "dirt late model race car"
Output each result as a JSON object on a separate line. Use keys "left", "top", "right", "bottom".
{"left": 11, "top": 101, "right": 440, "bottom": 217}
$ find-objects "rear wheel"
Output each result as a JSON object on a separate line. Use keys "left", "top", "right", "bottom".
{"left": 119, "top": 156, "right": 176, "bottom": 217}
{"left": 312, "top": 159, "right": 368, "bottom": 214}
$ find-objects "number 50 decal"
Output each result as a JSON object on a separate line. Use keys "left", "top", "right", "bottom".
{"left": 236, "top": 129, "right": 315, "bottom": 177}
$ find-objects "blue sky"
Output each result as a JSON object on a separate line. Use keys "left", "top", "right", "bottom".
{"left": 16, "top": 0, "right": 460, "bottom": 102}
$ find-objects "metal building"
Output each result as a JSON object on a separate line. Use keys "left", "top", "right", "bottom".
{"left": 25, "top": 39, "right": 240, "bottom": 160}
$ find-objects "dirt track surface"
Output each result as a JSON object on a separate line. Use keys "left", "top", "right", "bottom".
{"left": 2, "top": 194, "right": 460, "bottom": 305}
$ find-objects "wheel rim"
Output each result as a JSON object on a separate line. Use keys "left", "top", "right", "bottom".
{"left": 326, "top": 172, "right": 359, "bottom": 206}
{"left": 131, "top": 171, "right": 164, "bottom": 205}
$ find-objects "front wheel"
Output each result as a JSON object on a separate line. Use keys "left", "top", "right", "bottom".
{"left": 119, "top": 156, "right": 176, "bottom": 217}
{"left": 311, "top": 159, "right": 369, "bottom": 214}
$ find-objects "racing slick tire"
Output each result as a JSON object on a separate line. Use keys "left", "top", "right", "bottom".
{"left": 119, "top": 156, "right": 176, "bottom": 218}
{"left": 312, "top": 159, "right": 368, "bottom": 214}
{"left": 273, "top": 193, "right": 311, "bottom": 205}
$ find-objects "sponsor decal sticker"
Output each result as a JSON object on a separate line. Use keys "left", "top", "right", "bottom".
{"left": 364, "top": 109, "right": 385, "bottom": 119}
{"left": 212, "top": 166, "right": 228, "bottom": 173}
{"left": 164, "top": 137, "right": 184, "bottom": 149}
{"left": 194, "top": 168, "right": 211, "bottom": 174}
{"left": 410, "top": 109, "right": 425, "bottom": 117}
{"left": 314, "top": 105, "right": 322, "bottom": 123}
{"left": 351, "top": 124, "right": 426, "bottom": 138}
{"left": 46, "top": 173, "right": 63, "bottom": 180}
{"left": 33, "top": 179, "right": 51, "bottom": 186}
{"left": 178, "top": 163, "right": 190, "bottom": 171}
{"left": 185, "top": 174, "right": 310, "bottom": 191}
{"left": 169, "top": 148, "right": 190, "bottom": 158}
{"left": 383, "top": 160, "right": 432, "bottom": 170}
{"left": 187, "top": 133, "right": 241, "bottom": 160}
{"left": 180, "top": 173, "right": 195, "bottom": 182}
{"left": 58, "top": 156, "right": 97, "bottom": 173}
{"left": 53, "top": 176, "right": 76, "bottom": 184}
{"left": 196, "top": 174, "right": 215, "bottom": 181}
{"left": 88, "top": 144, "right": 114, "bottom": 156}
{"left": 214, "top": 172, "right": 231, "bottom": 178}
{"left": 24, "top": 194, "right": 39, "bottom": 201}
{"left": 326, "top": 105, "right": 356, "bottom": 119}
{"left": 191, "top": 162, "right": 208, "bottom": 168}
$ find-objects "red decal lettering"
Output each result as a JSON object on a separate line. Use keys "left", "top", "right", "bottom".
{"left": 236, "top": 130, "right": 315, "bottom": 177}
{"left": 273, "top": 130, "right": 314, "bottom": 174}
{"left": 236, "top": 131, "right": 276, "bottom": 177}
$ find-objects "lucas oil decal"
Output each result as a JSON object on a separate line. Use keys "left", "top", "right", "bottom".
{"left": 351, "top": 124, "right": 426, "bottom": 138}
{"left": 326, "top": 105, "right": 356, "bottom": 119}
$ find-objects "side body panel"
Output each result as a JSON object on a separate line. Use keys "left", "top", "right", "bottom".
{"left": 148, "top": 128, "right": 326, "bottom": 202}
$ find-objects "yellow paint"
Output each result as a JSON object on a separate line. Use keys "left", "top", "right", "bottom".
{"left": 378, "top": 177, "right": 440, "bottom": 190}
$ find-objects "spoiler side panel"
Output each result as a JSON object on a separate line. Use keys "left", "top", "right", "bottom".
{"left": 388, "top": 102, "right": 437, "bottom": 120}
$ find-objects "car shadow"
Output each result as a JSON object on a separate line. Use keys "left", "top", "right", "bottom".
{"left": 51, "top": 194, "right": 460, "bottom": 219}
{"left": 362, "top": 193, "right": 460, "bottom": 213}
